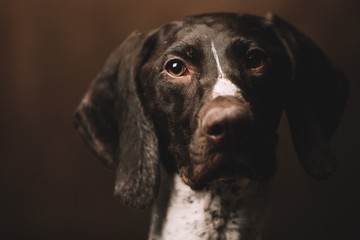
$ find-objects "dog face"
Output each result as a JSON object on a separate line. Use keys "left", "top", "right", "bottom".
{"left": 139, "top": 14, "right": 293, "bottom": 189}
{"left": 75, "top": 13, "right": 347, "bottom": 208}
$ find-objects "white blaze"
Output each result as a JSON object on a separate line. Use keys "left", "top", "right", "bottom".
{"left": 210, "top": 41, "right": 241, "bottom": 99}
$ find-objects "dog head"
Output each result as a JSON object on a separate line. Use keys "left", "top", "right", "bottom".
{"left": 75, "top": 13, "right": 348, "bottom": 208}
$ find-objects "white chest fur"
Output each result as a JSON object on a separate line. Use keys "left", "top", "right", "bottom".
{"left": 149, "top": 173, "right": 266, "bottom": 240}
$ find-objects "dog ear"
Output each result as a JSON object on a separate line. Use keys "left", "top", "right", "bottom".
{"left": 74, "top": 31, "right": 160, "bottom": 208}
{"left": 266, "top": 13, "right": 348, "bottom": 179}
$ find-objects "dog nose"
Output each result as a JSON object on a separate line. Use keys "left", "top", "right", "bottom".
{"left": 201, "top": 98, "right": 252, "bottom": 141}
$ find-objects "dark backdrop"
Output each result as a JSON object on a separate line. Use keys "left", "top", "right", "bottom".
{"left": 1, "top": 0, "right": 359, "bottom": 239}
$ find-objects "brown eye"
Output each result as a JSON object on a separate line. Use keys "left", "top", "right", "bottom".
{"left": 246, "top": 49, "right": 267, "bottom": 70}
{"left": 165, "top": 59, "right": 188, "bottom": 77}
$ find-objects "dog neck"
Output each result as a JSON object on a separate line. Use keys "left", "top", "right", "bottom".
{"left": 148, "top": 169, "right": 268, "bottom": 240}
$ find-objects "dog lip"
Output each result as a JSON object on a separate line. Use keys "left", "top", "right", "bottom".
{"left": 181, "top": 173, "right": 207, "bottom": 190}
{"left": 183, "top": 152, "right": 255, "bottom": 189}
{"left": 181, "top": 173, "right": 194, "bottom": 186}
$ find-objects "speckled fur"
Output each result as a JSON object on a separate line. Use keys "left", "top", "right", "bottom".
{"left": 149, "top": 168, "right": 268, "bottom": 240}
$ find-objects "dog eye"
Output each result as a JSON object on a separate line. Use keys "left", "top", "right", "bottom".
{"left": 165, "top": 59, "right": 188, "bottom": 77}
{"left": 246, "top": 50, "right": 267, "bottom": 70}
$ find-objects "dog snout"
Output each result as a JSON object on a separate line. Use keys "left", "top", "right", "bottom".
{"left": 201, "top": 97, "right": 253, "bottom": 142}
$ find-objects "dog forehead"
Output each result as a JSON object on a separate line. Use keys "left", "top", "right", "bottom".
{"left": 182, "top": 14, "right": 266, "bottom": 34}
{"left": 158, "top": 15, "right": 272, "bottom": 53}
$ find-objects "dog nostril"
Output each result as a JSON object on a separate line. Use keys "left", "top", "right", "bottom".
{"left": 201, "top": 101, "right": 253, "bottom": 142}
{"left": 206, "top": 123, "right": 224, "bottom": 137}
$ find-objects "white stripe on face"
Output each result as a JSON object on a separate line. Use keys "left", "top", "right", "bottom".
{"left": 210, "top": 41, "right": 241, "bottom": 99}
{"left": 211, "top": 41, "right": 225, "bottom": 78}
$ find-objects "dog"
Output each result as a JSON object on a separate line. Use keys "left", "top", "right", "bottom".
{"left": 74, "top": 13, "right": 348, "bottom": 239}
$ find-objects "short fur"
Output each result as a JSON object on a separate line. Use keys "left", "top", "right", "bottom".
{"left": 75, "top": 13, "right": 348, "bottom": 239}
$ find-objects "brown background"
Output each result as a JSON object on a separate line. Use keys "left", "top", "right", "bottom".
{"left": 1, "top": 0, "right": 359, "bottom": 239}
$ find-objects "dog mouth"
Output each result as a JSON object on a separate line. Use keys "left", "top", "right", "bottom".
{"left": 182, "top": 148, "right": 268, "bottom": 190}
{"left": 181, "top": 130, "right": 278, "bottom": 190}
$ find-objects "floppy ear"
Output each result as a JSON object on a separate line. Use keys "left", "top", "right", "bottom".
{"left": 267, "top": 14, "right": 348, "bottom": 179}
{"left": 74, "top": 31, "right": 160, "bottom": 208}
